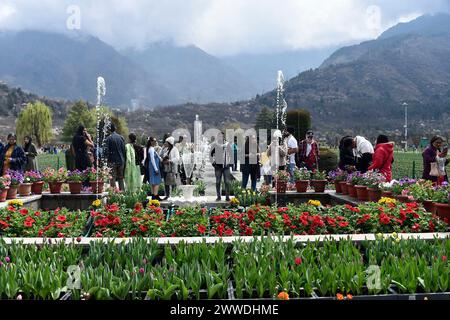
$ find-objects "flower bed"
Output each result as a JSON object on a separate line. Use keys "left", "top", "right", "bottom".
{"left": 0, "top": 201, "right": 90, "bottom": 237}
{"left": 0, "top": 237, "right": 449, "bottom": 300}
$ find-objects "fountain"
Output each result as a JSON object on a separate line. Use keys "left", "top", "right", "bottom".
{"left": 276, "top": 70, "right": 288, "bottom": 131}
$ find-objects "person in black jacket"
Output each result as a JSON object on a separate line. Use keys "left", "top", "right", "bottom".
{"left": 104, "top": 123, "right": 126, "bottom": 191}
{"left": 210, "top": 132, "right": 233, "bottom": 201}
{"left": 338, "top": 136, "right": 356, "bottom": 172}
{"left": 0, "top": 133, "right": 27, "bottom": 174}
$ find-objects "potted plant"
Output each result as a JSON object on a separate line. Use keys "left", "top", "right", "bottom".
{"left": 25, "top": 171, "right": 44, "bottom": 195}
{"left": 311, "top": 170, "right": 327, "bottom": 193}
{"left": 66, "top": 169, "right": 86, "bottom": 194}
{"left": 18, "top": 174, "right": 33, "bottom": 197}
{"left": 362, "top": 171, "right": 386, "bottom": 202}
{"left": 328, "top": 169, "right": 347, "bottom": 194}
{"left": 409, "top": 180, "right": 435, "bottom": 213}
{"left": 42, "top": 167, "right": 68, "bottom": 194}
{"left": 431, "top": 186, "right": 450, "bottom": 225}
{"left": 5, "top": 170, "right": 23, "bottom": 199}
{"left": 0, "top": 175, "right": 11, "bottom": 202}
{"left": 86, "top": 167, "right": 110, "bottom": 194}
{"left": 294, "top": 167, "right": 310, "bottom": 193}
{"left": 274, "top": 170, "right": 289, "bottom": 193}
{"left": 392, "top": 178, "right": 416, "bottom": 203}
{"left": 346, "top": 172, "right": 362, "bottom": 198}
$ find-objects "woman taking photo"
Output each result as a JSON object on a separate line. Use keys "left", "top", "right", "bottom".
{"left": 72, "top": 125, "right": 94, "bottom": 171}
{"left": 368, "top": 135, "right": 394, "bottom": 182}
{"left": 0, "top": 133, "right": 27, "bottom": 174}
{"left": 422, "top": 135, "right": 449, "bottom": 184}
{"left": 23, "top": 135, "right": 38, "bottom": 172}
{"left": 147, "top": 137, "right": 162, "bottom": 200}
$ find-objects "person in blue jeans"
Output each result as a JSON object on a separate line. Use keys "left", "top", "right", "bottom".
{"left": 285, "top": 127, "right": 298, "bottom": 183}
{"left": 240, "top": 135, "right": 259, "bottom": 191}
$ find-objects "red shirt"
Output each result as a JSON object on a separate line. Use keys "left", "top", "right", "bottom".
{"left": 368, "top": 142, "right": 394, "bottom": 181}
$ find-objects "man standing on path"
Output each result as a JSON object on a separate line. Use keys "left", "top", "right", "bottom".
{"left": 297, "top": 130, "right": 320, "bottom": 171}
{"left": 285, "top": 127, "right": 298, "bottom": 183}
{"left": 104, "top": 123, "right": 126, "bottom": 191}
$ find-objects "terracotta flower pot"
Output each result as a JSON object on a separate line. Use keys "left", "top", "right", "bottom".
{"left": 381, "top": 191, "right": 393, "bottom": 198}
{"left": 49, "top": 182, "right": 63, "bottom": 194}
{"left": 422, "top": 200, "right": 435, "bottom": 214}
{"left": 90, "top": 181, "right": 105, "bottom": 194}
{"left": 295, "top": 180, "right": 309, "bottom": 193}
{"left": 367, "top": 188, "right": 381, "bottom": 202}
{"left": 276, "top": 181, "right": 287, "bottom": 193}
{"left": 0, "top": 188, "right": 8, "bottom": 202}
{"left": 311, "top": 180, "right": 327, "bottom": 193}
{"left": 31, "top": 181, "right": 44, "bottom": 195}
{"left": 340, "top": 181, "right": 348, "bottom": 195}
{"left": 355, "top": 185, "right": 369, "bottom": 201}
{"left": 434, "top": 203, "right": 450, "bottom": 225}
{"left": 347, "top": 183, "right": 357, "bottom": 198}
{"left": 18, "top": 183, "right": 32, "bottom": 197}
{"left": 68, "top": 182, "right": 83, "bottom": 194}
{"left": 334, "top": 181, "right": 342, "bottom": 194}
{"left": 6, "top": 186, "right": 18, "bottom": 199}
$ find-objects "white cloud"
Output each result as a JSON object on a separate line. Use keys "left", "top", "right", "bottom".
{"left": 0, "top": 0, "right": 447, "bottom": 55}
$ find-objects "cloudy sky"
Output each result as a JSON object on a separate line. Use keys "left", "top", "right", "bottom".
{"left": 0, "top": 0, "right": 449, "bottom": 55}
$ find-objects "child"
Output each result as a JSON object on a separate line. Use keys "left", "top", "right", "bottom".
{"left": 436, "top": 146, "right": 448, "bottom": 185}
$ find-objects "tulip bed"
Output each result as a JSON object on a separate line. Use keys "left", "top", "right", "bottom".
{"left": 0, "top": 199, "right": 448, "bottom": 238}
{"left": 0, "top": 237, "right": 449, "bottom": 300}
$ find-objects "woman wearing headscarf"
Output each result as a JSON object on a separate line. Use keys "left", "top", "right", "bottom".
{"left": 160, "top": 136, "right": 180, "bottom": 200}
{"left": 352, "top": 136, "right": 374, "bottom": 173}
{"left": 124, "top": 133, "right": 143, "bottom": 192}
{"left": 72, "top": 125, "right": 94, "bottom": 171}
{"left": 266, "top": 129, "right": 287, "bottom": 185}
{"left": 422, "top": 135, "right": 449, "bottom": 184}
{"left": 0, "top": 133, "right": 27, "bottom": 174}
{"left": 23, "top": 136, "right": 38, "bottom": 172}
{"left": 368, "top": 135, "right": 394, "bottom": 181}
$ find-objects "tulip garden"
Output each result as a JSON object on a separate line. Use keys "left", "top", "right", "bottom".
{"left": 0, "top": 166, "right": 450, "bottom": 300}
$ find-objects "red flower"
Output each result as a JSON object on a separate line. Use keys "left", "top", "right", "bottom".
{"left": 56, "top": 215, "right": 66, "bottom": 222}
{"left": 245, "top": 227, "right": 253, "bottom": 236}
{"left": 119, "top": 230, "right": 125, "bottom": 237}
{"left": 19, "top": 208, "right": 29, "bottom": 215}
{"left": 24, "top": 221, "right": 33, "bottom": 228}
{"left": 428, "top": 220, "right": 435, "bottom": 232}
{"left": 412, "top": 223, "right": 421, "bottom": 232}
{"left": 131, "top": 217, "right": 140, "bottom": 222}
{"left": 57, "top": 232, "right": 65, "bottom": 238}
{"left": 379, "top": 213, "right": 391, "bottom": 225}
{"left": 197, "top": 224, "right": 207, "bottom": 234}
{"left": 139, "top": 225, "right": 148, "bottom": 232}
{"left": 225, "top": 229, "right": 234, "bottom": 236}
{"left": 264, "top": 221, "right": 272, "bottom": 229}
{"left": 106, "top": 204, "right": 120, "bottom": 213}
{"left": 130, "top": 230, "right": 137, "bottom": 236}
{"left": 7, "top": 206, "right": 16, "bottom": 212}
{"left": 0, "top": 220, "right": 9, "bottom": 229}
{"left": 295, "top": 257, "right": 302, "bottom": 265}
{"left": 442, "top": 256, "right": 448, "bottom": 262}
{"left": 338, "top": 221, "right": 349, "bottom": 228}
{"left": 175, "top": 210, "right": 183, "bottom": 215}
{"left": 134, "top": 202, "right": 143, "bottom": 213}
{"left": 38, "top": 229, "right": 44, "bottom": 236}
{"left": 34, "top": 211, "right": 41, "bottom": 217}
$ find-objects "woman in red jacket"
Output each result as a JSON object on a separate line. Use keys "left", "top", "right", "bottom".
{"left": 368, "top": 135, "right": 394, "bottom": 181}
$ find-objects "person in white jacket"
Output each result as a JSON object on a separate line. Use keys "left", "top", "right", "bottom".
{"left": 352, "top": 136, "right": 374, "bottom": 173}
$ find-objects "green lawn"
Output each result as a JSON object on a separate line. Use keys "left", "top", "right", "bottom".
{"left": 37, "top": 153, "right": 66, "bottom": 170}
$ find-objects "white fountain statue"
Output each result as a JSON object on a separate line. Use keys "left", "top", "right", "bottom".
{"left": 276, "top": 70, "right": 288, "bottom": 131}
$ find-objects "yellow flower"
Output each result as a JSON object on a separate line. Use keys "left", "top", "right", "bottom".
{"left": 307, "top": 200, "right": 322, "bottom": 207}
{"left": 376, "top": 233, "right": 383, "bottom": 239}
{"left": 230, "top": 198, "right": 240, "bottom": 206}
{"left": 92, "top": 199, "right": 102, "bottom": 207}
{"left": 391, "top": 232, "right": 398, "bottom": 239}
{"left": 378, "top": 197, "right": 396, "bottom": 205}
{"left": 395, "top": 237, "right": 401, "bottom": 243}
{"left": 149, "top": 199, "right": 160, "bottom": 207}
{"left": 8, "top": 199, "right": 24, "bottom": 207}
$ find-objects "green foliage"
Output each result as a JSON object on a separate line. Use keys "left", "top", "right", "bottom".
{"left": 93, "top": 106, "right": 129, "bottom": 140}
{"left": 62, "top": 100, "right": 96, "bottom": 142}
{"left": 255, "top": 106, "right": 275, "bottom": 131}
{"left": 16, "top": 101, "right": 53, "bottom": 147}
{"left": 318, "top": 147, "right": 338, "bottom": 173}
{"left": 286, "top": 108, "right": 311, "bottom": 140}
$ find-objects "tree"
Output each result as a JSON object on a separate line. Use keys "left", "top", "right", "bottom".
{"left": 286, "top": 109, "right": 311, "bottom": 141}
{"left": 61, "top": 100, "right": 96, "bottom": 142}
{"left": 16, "top": 101, "right": 53, "bottom": 147}
{"left": 255, "top": 106, "right": 276, "bottom": 131}
{"left": 93, "top": 106, "right": 129, "bottom": 142}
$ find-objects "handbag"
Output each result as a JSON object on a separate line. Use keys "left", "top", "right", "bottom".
{"left": 430, "top": 162, "right": 440, "bottom": 177}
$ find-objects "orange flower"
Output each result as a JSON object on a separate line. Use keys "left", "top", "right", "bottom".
{"left": 277, "top": 292, "right": 289, "bottom": 300}
{"left": 336, "top": 293, "right": 344, "bottom": 300}
{"left": 346, "top": 294, "right": 353, "bottom": 300}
